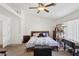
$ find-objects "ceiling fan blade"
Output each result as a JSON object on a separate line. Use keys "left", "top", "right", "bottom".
{"left": 29, "top": 7, "right": 38, "bottom": 9}
{"left": 45, "top": 3, "right": 56, "bottom": 7}
{"left": 38, "top": 3, "right": 44, "bottom": 7}
{"left": 37, "top": 10, "right": 40, "bottom": 13}
{"left": 44, "top": 9, "right": 49, "bottom": 13}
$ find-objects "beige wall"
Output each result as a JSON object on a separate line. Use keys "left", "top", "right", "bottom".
{"left": 21, "top": 13, "right": 58, "bottom": 38}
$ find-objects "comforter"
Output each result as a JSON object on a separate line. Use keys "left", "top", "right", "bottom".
{"left": 26, "top": 36, "right": 58, "bottom": 48}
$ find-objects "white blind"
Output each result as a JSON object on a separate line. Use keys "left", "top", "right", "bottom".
{"left": 64, "top": 19, "right": 79, "bottom": 42}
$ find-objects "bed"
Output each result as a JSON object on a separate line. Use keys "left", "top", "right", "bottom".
{"left": 26, "top": 31, "right": 59, "bottom": 51}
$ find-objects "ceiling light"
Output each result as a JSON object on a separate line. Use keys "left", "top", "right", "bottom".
{"left": 38, "top": 7, "right": 46, "bottom": 11}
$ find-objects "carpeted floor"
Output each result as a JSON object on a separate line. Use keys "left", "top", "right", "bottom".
{"left": 0, "top": 44, "right": 71, "bottom": 56}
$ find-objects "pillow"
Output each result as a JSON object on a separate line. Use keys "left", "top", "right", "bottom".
{"left": 43, "top": 33, "right": 48, "bottom": 37}
{"left": 33, "top": 33, "right": 39, "bottom": 37}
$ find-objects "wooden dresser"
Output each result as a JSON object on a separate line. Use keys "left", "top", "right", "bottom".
{"left": 53, "top": 31, "right": 56, "bottom": 40}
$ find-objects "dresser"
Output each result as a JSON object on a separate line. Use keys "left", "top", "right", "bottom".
{"left": 53, "top": 31, "right": 56, "bottom": 40}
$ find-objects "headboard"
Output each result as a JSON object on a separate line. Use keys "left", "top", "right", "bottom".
{"left": 31, "top": 31, "right": 49, "bottom": 37}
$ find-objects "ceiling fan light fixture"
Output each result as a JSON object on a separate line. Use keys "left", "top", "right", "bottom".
{"left": 29, "top": 3, "right": 56, "bottom": 13}
{"left": 38, "top": 7, "right": 46, "bottom": 11}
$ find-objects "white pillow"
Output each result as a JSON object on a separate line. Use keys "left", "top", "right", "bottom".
{"left": 33, "top": 33, "right": 39, "bottom": 37}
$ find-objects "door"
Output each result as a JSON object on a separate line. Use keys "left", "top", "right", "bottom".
{"left": 3, "top": 19, "right": 11, "bottom": 48}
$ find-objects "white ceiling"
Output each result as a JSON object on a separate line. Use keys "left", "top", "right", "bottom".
{"left": 1, "top": 3, "right": 79, "bottom": 20}
{"left": 0, "top": 4, "right": 21, "bottom": 18}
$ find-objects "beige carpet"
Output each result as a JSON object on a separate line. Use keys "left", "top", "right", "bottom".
{"left": 0, "top": 44, "right": 71, "bottom": 56}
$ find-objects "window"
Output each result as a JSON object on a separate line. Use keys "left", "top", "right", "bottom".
{"left": 63, "top": 19, "right": 79, "bottom": 42}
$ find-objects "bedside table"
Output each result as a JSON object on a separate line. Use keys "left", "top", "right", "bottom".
{"left": 23, "top": 35, "right": 30, "bottom": 43}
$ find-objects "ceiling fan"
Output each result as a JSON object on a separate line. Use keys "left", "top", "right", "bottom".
{"left": 29, "top": 3, "right": 56, "bottom": 13}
